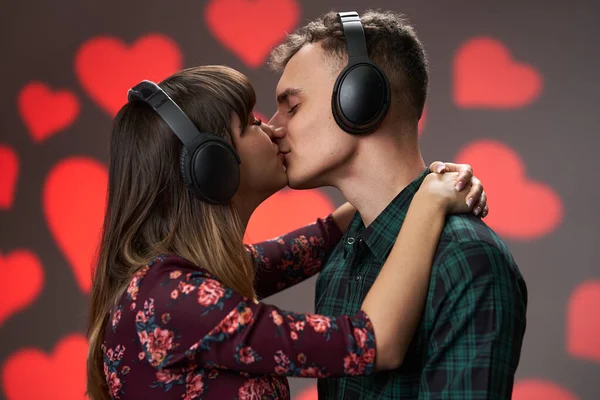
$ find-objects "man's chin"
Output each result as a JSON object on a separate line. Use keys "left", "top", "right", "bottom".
{"left": 286, "top": 174, "right": 321, "bottom": 190}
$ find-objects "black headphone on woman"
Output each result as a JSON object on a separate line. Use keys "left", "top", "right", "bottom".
{"left": 332, "top": 11, "right": 391, "bottom": 134}
{"left": 127, "top": 80, "right": 240, "bottom": 205}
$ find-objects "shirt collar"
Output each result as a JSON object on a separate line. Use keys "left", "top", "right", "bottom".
{"left": 351, "top": 167, "right": 431, "bottom": 263}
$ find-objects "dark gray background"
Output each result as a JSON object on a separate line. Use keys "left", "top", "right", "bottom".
{"left": 1, "top": 0, "right": 599, "bottom": 398}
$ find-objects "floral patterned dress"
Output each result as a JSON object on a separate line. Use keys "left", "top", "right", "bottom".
{"left": 102, "top": 215, "right": 377, "bottom": 399}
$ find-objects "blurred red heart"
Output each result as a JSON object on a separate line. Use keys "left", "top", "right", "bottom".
{"left": 513, "top": 379, "right": 578, "bottom": 400}
{"left": 567, "top": 280, "right": 600, "bottom": 362}
{"left": 205, "top": 0, "right": 300, "bottom": 68}
{"left": 418, "top": 106, "right": 427, "bottom": 136}
{"left": 2, "top": 334, "right": 88, "bottom": 400}
{"left": 244, "top": 188, "right": 335, "bottom": 244}
{"left": 455, "top": 139, "right": 562, "bottom": 239}
{"left": 454, "top": 37, "right": 542, "bottom": 108}
{"left": 18, "top": 82, "right": 79, "bottom": 142}
{"left": 0, "top": 145, "right": 19, "bottom": 209}
{"left": 296, "top": 385, "right": 318, "bottom": 400}
{"left": 0, "top": 250, "right": 44, "bottom": 327}
{"left": 75, "top": 34, "right": 182, "bottom": 116}
{"left": 43, "top": 157, "right": 108, "bottom": 293}
{"left": 254, "top": 111, "right": 268, "bottom": 124}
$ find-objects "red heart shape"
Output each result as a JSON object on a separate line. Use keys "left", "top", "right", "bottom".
{"left": 455, "top": 139, "right": 563, "bottom": 239}
{"left": 2, "top": 334, "right": 88, "bottom": 400}
{"left": 567, "top": 280, "right": 600, "bottom": 363}
{"left": 0, "top": 145, "right": 19, "bottom": 210}
{"left": 254, "top": 111, "right": 268, "bottom": 124}
{"left": 244, "top": 188, "right": 335, "bottom": 243}
{"left": 453, "top": 37, "right": 543, "bottom": 108}
{"left": 43, "top": 157, "right": 108, "bottom": 293}
{"left": 418, "top": 106, "right": 427, "bottom": 136}
{"left": 17, "top": 82, "right": 79, "bottom": 142}
{"left": 513, "top": 379, "right": 579, "bottom": 400}
{"left": 297, "top": 385, "right": 318, "bottom": 400}
{"left": 205, "top": 0, "right": 300, "bottom": 68}
{"left": 0, "top": 250, "right": 44, "bottom": 327}
{"left": 75, "top": 34, "right": 182, "bottom": 116}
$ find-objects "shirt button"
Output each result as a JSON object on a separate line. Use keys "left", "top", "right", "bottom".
{"left": 347, "top": 237, "right": 355, "bottom": 245}
{"left": 354, "top": 275, "right": 362, "bottom": 282}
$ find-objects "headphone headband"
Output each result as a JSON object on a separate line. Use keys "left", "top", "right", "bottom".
{"left": 338, "top": 11, "right": 369, "bottom": 59}
{"left": 127, "top": 80, "right": 200, "bottom": 149}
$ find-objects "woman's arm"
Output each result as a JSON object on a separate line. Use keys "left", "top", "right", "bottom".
{"left": 331, "top": 201, "right": 357, "bottom": 232}
{"left": 139, "top": 260, "right": 377, "bottom": 379}
{"left": 247, "top": 203, "right": 356, "bottom": 300}
{"left": 247, "top": 213, "right": 344, "bottom": 299}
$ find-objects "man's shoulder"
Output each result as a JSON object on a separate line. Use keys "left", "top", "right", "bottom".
{"left": 433, "top": 213, "right": 517, "bottom": 269}
{"left": 427, "top": 214, "right": 528, "bottom": 326}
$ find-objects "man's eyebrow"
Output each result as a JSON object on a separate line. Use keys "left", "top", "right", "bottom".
{"left": 276, "top": 88, "right": 303, "bottom": 104}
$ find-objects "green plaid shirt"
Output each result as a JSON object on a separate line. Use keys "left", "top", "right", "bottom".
{"left": 315, "top": 168, "right": 527, "bottom": 399}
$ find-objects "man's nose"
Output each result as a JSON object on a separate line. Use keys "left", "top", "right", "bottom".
{"left": 268, "top": 110, "right": 283, "bottom": 127}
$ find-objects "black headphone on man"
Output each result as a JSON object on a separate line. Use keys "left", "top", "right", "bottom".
{"left": 332, "top": 11, "right": 391, "bottom": 134}
{"left": 127, "top": 11, "right": 387, "bottom": 205}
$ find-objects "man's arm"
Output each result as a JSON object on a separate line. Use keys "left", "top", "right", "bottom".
{"left": 419, "top": 240, "right": 527, "bottom": 399}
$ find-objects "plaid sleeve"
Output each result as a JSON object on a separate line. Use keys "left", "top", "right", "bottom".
{"left": 419, "top": 240, "right": 527, "bottom": 400}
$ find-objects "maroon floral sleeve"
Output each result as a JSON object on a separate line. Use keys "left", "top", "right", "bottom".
{"left": 245, "top": 214, "right": 344, "bottom": 299}
{"left": 135, "top": 257, "right": 376, "bottom": 380}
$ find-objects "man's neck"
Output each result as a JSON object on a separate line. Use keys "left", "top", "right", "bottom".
{"left": 333, "top": 136, "right": 426, "bottom": 228}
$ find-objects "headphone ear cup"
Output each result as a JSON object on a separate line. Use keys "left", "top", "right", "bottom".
{"left": 179, "top": 146, "right": 195, "bottom": 192}
{"left": 190, "top": 141, "right": 240, "bottom": 205}
{"left": 332, "top": 63, "right": 390, "bottom": 134}
{"left": 332, "top": 68, "right": 351, "bottom": 132}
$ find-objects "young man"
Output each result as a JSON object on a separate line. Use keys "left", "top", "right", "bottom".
{"left": 268, "top": 10, "right": 527, "bottom": 399}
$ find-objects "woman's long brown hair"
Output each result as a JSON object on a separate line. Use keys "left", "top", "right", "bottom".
{"left": 86, "top": 66, "right": 257, "bottom": 400}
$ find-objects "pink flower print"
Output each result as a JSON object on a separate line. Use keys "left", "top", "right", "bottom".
{"left": 237, "top": 377, "right": 275, "bottom": 400}
{"left": 270, "top": 310, "right": 284, "bottom": 326}
{"left": 197, "top": 279, "right": 225, "bottom": 306}
{"left": 111, "top": 308, "right": 122, "bottom": 330}
{"left": 343, "top": 352, "right": 366, "bottom": 376}
{"left": 145, "top": 327, "right": 176, "bottom": 367}
{"left": 353, "top": 327, "right": 367, "bottom": 349}
{"left": 239, "top": 346, "right": 256, "bottom": 364}
{"left": 306, "top": 314, "right": 331, "bottom": 333}
{"left": 183, "top": 371, "right": 204, "bottom": 400}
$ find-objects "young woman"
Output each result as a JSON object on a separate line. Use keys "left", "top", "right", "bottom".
{"left": 86, "top": 65, "right": 488, "bottom": 399}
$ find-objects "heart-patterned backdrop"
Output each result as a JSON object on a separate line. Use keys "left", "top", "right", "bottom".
{"left": 0, "top": 0, "right": 598, "bottom": 399}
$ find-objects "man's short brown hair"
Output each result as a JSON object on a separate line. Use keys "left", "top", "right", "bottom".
{"left": 269, "top": 10, "right": 429, "bottom": 123}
